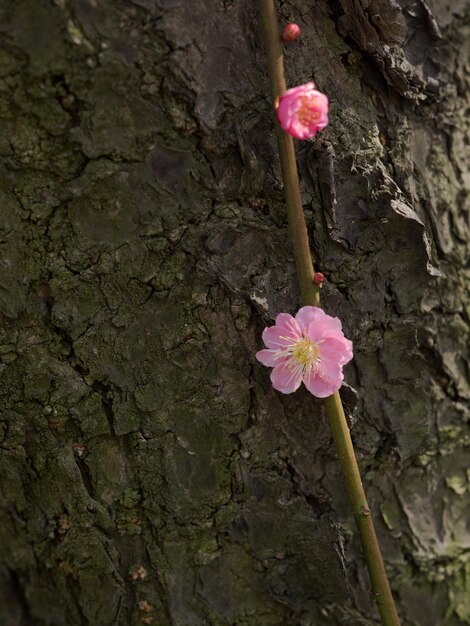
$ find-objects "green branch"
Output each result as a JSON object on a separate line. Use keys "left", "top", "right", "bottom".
{"left": 258, "top": 2, "right": 401, "bottom": 625}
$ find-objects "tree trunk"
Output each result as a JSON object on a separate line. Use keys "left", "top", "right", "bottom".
{"left": 0, "top": 1, "right": 468, "bottom": 624}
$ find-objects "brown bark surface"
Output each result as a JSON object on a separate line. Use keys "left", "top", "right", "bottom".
{"left": 0, "top": 1, "right": 469, "bottom": 625}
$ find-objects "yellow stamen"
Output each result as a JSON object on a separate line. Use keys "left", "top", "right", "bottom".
{"left": 292, "top": 339, "right": 319, "bottom": 368}
{"left": 296, "top": 96, "right": 321, "bottom": 126}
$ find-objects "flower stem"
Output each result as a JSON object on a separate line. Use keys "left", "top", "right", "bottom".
{"left": 258, "top": 2, "right": 401, "bottom": 625}
{"left": 259, "top": 0, "right": 320, "bottom": 307}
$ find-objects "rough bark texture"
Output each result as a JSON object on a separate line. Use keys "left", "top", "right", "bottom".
{"left": 0, "top": 1, "right": 469, "bottom": 625}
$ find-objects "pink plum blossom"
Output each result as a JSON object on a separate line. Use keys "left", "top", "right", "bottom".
{"left": 256, "top": 306, "right": 353, "bottom": 398}
{"left": 277, "top": 82, "right": 329, "bottom": 140}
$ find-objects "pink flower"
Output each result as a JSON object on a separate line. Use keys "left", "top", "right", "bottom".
{"left": 277, "top": 82, "right": 329, "bottom": 140}
{"left": 256, "top": 306, "right": 353, "bottom": 398}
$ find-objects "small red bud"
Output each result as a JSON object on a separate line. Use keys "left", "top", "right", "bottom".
{"left": 282, "top": 23, "right": 301, "bottom": 44}
{"left": 313, "top": 272, "right": 325, "bottom": 285}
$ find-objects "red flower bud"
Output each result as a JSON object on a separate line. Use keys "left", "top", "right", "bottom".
{"left": 282, "top": 23, "right": 301, "bottom": 43}
{"left": 313, "top": 272, "right": 325, "bottom": 285}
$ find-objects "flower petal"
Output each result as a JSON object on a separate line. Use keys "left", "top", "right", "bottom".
{"left": 262, "top": 323, "right": 299, "bottom": 350}
{"left": 303, "top": 367, "right": 342, "bottom": 398}
{"left": 295, "top": 121, "right": 314, "bottom": 140}
{"left": 278, "top": 98, "right": 301, "bottom": 132}
{"left": 295, "top": 306, "right": 325, "bottom": 332}
{"left": 256, "top": 349, "right": 282, "bottom": 367}
{"left": 318, "top": 335, "right": 353, "bottom": 365}
{"left": 275, "top": 312, "right": 293, "bottom": 326}
{"left": 285, "top": 117, "right": 305, "bottom": 139}
{"left": 277, "top": 101, "right": 291, "bottom": 130}
{"left": 307, "top": 317, "right": 344, "bottom": 343}
{"left": 316, "top": 114, "right": 329, "bottom": 130}
{"left": 270, "top": 361, "right": 302, "bottom": 394}
{"left": 284, "top": 82, "right": 316, "bottom": 98}
{"left": 317, "top": 357, "right": 343, "bottom": 381}
{"left": 275, "top": 313, "right": 300, "bottom": 332}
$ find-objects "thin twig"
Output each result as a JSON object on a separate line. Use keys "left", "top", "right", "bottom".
{"left": 258, "top": 2, "right": 401, "bottom": 625}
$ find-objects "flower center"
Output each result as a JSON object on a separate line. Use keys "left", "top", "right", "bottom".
{"left": 292, "top": 339, "right": 319, "bottom": 368}
{"left": 297, "top": 96, "right": 321, "bottom": 126}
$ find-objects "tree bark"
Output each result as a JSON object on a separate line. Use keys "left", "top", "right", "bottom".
{"left": 0, "top": 1, "right": 468, "bottom": 625}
